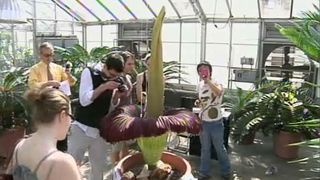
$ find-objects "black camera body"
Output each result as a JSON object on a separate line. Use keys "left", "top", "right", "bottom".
{"left": 113, "top": 76, "right": 128, "bottom": 92}
{"left": 97, "top": 68, "right": 128, "bottom": 92}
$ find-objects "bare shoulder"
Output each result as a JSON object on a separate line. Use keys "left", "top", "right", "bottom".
{"left": 47, "top": 152, "right": 81, "bottom": 180}
{"left": 50, "top": 152, "right": 77, "bottom": 165}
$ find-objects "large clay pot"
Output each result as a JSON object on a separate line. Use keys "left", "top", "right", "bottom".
{"left": 114, "top": 151, "right": 193, "bottom": 180}
{"left": 273, "top": 131, "right": 302, "bottom": 159}
{"left": 0, "top": 128, "right": 25, "bottom": 159}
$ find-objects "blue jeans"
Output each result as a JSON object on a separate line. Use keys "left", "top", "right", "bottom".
{"left": 199, "top": 119, "right": 231, "bottom": 176}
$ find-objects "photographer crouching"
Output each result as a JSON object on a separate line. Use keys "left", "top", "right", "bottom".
{"left": 68, "top": 53, "right": 127, "bottom": 180}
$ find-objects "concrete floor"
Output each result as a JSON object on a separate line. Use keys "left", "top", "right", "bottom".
{"left": 79, "top": 133, "right": 320, "bottom": 180}
{"left": 184, "top": 133, "right": 320, "bottom": 180}
{"left": 1, "top": 133, "right": 317, "bottom": 179}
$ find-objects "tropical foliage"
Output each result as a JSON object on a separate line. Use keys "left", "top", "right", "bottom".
{"left": 54, "top": 44, "right": 112, "bottom": 98}
{"left": 0, "top": 67, "right": 29, "bottom": 132}
{"left": 231, "top": 81, "right": 320, "bottom": 141}
{"left": 0, "top": 32, "right": 34, "bottom": 71}
{"left": 100, "top": 7, "right": 201, "bottom": 166}
{"left": 287, "top": 119, "right": 320, "bottom": 163}
{"left": 276, "top": 4, "right": 320, "bottom": 63}
{"left": 132, "top": 58, "right": 189, "bottom": 86}
{"left": 54, "top": 44, "right": 112, "bottom": 67}
{"left": 223, "top": 87, "right": 260, "bottom": 143}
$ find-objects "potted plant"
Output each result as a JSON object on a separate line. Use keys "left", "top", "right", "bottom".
{"left": 286, "top": 119, "right": 320, "bottom": 164}
{"left": 0, "top": 67, "right": 29, "bottom": 162}
{"left": 242, "top": 82, "right": 320, "bottom": 159}
{"left": 224, "top": 87, "right": 259, "bottom": 144}
{"left": 226, "top": 81, "right": 276, "bottom": 145}
{"left": 99, "top": 8, "right": 201, "bottom": 179}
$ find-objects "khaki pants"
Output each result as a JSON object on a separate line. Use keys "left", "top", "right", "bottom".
{"left": 68, "top": 124, "right": 109, "bottom": 180}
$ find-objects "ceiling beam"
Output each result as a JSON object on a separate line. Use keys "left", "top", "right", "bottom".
{"left": 188, "top": 0, "right": 206, "bottom": 22}
{"left": 290, "top": 0, "right": 294, "bottom": 18}
{"left": 75, "top": 0, "right": 101, "bottom": 21}
{"left": 225, "top": 0, "right": 233, "bottom": 17}
{"left": 118, "top": 0, "right": 138, "bottom": 20}
{"left": 52, "top": 0, "right": 85, "bottom": 22}
{"left": 84, "top": 17, "right": 301, "bottom": 26}
{"left": 141, "top": 0, "right": 157, "bottom": 17}
{"left": 168, "top": 0, "right": 181, "bottom": 19}
{"left": 257, "top": 0, "right": 262, "bottom": 19}
{"left": 96, "top": 0, "right": 119, "bottom": 20}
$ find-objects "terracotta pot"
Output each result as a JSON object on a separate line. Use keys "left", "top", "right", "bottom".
{"left": 0, "top": 127, "right": 25, "bottom": 158}
{"left": 273, "top": 131, "right": 302, "bottom": 159}
{"left": 114, "top": 151, "right": 193, "bottom": 180}
{"left": 239, "top": 131, "right": 255, "bottom": 145}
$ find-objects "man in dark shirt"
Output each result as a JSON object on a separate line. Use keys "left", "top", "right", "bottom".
{"left": 68, "top": 54, "right": 125, "bottom": 180}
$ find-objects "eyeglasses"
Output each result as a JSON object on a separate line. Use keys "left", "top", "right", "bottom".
{"left": 67, "top": 113, "right": 75, "bottom": 122}
{"left": 42, "top": 53, "right": 54, "bottom": 57}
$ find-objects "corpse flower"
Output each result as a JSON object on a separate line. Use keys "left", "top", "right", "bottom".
{"left": 100, "top": 7, "right": 201, "bottom": 166}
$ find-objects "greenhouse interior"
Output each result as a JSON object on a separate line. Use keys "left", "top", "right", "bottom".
{"left": 0, "top": 0, "right": 320, "bottom": 180}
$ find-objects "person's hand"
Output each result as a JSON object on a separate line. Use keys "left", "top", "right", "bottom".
{"left": 194, "top": 99, "right": 201, "bottom": 107}
{"left": 46, "top": 80, "right": 60, "bottom": 88}
{"left": 65, "top": 68, "right": 71, "bottom": 74}
{"left": 102, "top": 81, "right": 120, "bottom": 90}
{"left": 114, "top": 88, "right": 127, "bottom": 97}
{"left": 203, "top": 76, "right": 210, "bottom": 83}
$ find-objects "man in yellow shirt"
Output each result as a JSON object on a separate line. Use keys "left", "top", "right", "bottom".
{"left": 28, "top": 42, "right": 77, "bottom": 151}
{"left": 28, "top": 42, "right": 76, "bottom": 89}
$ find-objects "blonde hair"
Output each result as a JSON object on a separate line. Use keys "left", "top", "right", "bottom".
{"left": 25, "top": 88, "right": 70, "bottom": 124}
{"left": 39, "top": 42, "right": 54, "bottom": 53}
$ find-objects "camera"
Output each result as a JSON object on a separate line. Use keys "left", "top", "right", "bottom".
{"left": 113, "top": 76, "right": 128, "bottom": 92}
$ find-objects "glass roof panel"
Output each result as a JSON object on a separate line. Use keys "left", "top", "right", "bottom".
{"left": 80, "top": 0, "right": 116, "bottom": 21}
{"left": 60, "top": 0, "right": 96, "bottom": 21}
{"left": 21, "top": 0, "right": 33, "bottom": 19}
{"left": 170, "top": 0, "right": 196, "bottom": 18}
{"left": 147, "top": 0, "right": 178, "bottom": 18}
{"left": 121, "top": 0, "right": 154, "bottom": 19}
{"left": 231, "top": 0, "right": 259, "bottom": 18}
{"left": 202, "top": 0, "right": 229, "bottom": 18}
{"left": 293, "top": 0, "right": 318, "bottom": 17}
{"left": 259, "top": 0, "right": 292, "bottom": 18}
{"left": 100, "top": 0, "right": 133, "bottom": 20}
{"left": 36, "top": 1, "right": 55, "bottom": 20}
{"left": 55, "top": 3, "right": 73, "bottom": 21}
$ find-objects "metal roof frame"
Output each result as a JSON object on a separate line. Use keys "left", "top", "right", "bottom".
{"left": 52, "top": 0, "right": 85, "bottom": 22}
{"left": 225, "top": 0, "right": 233, "bottom": 17}
{"left": 118, "top": 0, "right": 138, "bottom": 20}
{"left": 290, "top": 0, "right": 294, "bottom": 18}
{"left": 51, "top": 0, "right": 80, "bottom": 21}
{"left": 141, "top": 0, "right": 157, "bottom": 18}
{"left": 75, "top": 0, "right": 101, "bottom": 21}
{"left": 257, "top": 0, "right": 262, "bottom": 19}
{"left": 96, "top": 0, "right": 119, "bottom": 20}
{"left": 168, "top": 0, "right": 181, "bottom": 19}
{"left": 47, "top": 0, "right": 308, "bottom": 24}
{"left": 189, "top": 0, "right": 206, "bottom": 22}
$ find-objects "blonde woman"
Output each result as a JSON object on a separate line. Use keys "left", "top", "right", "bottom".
{"left": 7, "top": 88, "right": 81, "bottom": 180}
